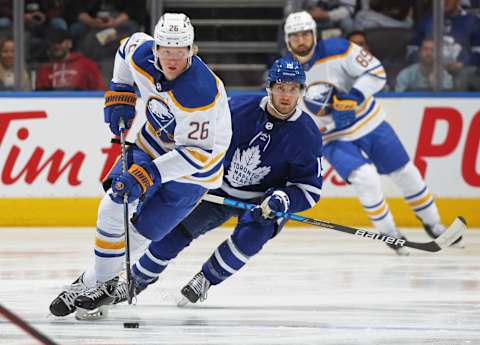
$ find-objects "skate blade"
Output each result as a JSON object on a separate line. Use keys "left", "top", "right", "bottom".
{"left": 176, "top": 296, "right": 190, "bottom": 308}
{"left": 75, "top": 306, "right": 110, "bottom": 321}
{"left": 394, "top": 247, "right": 410, "bottom": 256}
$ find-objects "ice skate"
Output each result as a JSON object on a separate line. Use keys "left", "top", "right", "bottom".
{"left": 74, "top": 277, "right": 118, "bottom": 310}
{"left": 112, "top": 276, "right": 159, "bottom": 305}
{"left": 179, "top": 271, "right": 211, "bottom": 306}
{"left": 49, "top": 273, "right": 87, "bottom": 317}
{"left": 385, "top": 235, "right": 410, "bottom": 256}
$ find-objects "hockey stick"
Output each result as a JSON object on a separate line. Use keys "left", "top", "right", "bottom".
{"left": 0, "top": 303, "right": 59, "bottom": 345}
{"left": 118, "top": 119, "right": 134, "bottom": 304}
{"left": 202, "top": 194, "right": 466, "bottom": 253}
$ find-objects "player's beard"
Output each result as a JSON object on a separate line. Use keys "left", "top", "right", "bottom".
{"left": 293, "top": 43, "right": 314, "bottom": 57}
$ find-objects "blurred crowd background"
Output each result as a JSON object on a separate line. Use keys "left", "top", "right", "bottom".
{"left": 1, "top": 0, "right": 479, "bottom": 92}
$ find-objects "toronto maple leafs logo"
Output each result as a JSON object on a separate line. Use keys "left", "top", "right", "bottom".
{"left": 225, "top": 146, "right": 271, "bottom": 187}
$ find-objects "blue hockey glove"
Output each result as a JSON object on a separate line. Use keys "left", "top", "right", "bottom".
{"left": 331, "top": 88, "right": 364, "bottom": 129}
{"left": 104, "top": 84, "right": 137, "bottom": 135}
{"left": 110, "top": 161, "right": 161, "bottom": 204}
{"left": 252, "top": 190, "right": 290, "bottom": 225}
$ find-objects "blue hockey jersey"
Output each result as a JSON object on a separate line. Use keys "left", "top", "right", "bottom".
{"left": 216, "top": 95, "right": 323, "bottom": 213}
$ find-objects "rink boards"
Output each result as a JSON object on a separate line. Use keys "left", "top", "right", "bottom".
{"left": 0, "top": 92, "right": 478, "bottom": 227}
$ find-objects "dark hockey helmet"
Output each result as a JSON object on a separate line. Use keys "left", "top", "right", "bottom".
{"left": 303, "top": 81, "right": 336, "bottom": 117}
{"left": 267, "top": 58, "right": 306, "bottom": 89}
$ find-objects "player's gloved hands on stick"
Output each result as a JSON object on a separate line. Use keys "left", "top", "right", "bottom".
{"left": 104, "top": 83, "right": 137, "bottom": 136}
{"left": 331, "top": 88, "right": 364, "bottom": 129}
{"left": 252, "top": 190, "right": 290, "bottom": 225}
{"left": 110, "top": 161, "right": 161, "bottom": 204}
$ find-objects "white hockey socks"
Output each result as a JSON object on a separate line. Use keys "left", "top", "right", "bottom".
{"left": 389, "top": 162, "right": 443, "bottom": 235}
{"left": 349, "top": 164, "right": 402, "bottom": 238}
{"left": 94, "top": 194, "right": 148, "bottom": 283}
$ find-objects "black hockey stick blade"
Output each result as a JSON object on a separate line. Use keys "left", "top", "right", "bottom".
{"left": 202, "top": 194, "right": 467, "bottom": 253}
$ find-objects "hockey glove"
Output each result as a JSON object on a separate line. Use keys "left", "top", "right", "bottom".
{"left": 331, "top": 88, "right": 364, "bottom": 129}
{"left": 110, "top": 161, "right": 161, "bottom": 204}
{"left": 252, "top": 190, "right": 290, "bottom": 225}
{"left": 104, "top": 83, "right": 137, "bottom": 136}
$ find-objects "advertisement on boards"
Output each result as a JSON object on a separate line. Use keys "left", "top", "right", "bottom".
{"left": 0, "top": 96, "right": 478, "bottom": 198}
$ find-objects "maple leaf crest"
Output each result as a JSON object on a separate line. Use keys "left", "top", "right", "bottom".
{"left": 226, "top": 146, "right": 271, "bottom": 187}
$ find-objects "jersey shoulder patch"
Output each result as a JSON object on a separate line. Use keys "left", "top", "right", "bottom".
{"left": 322, "top": 38, "right": 351, "bottom": 57}
{"left": 130, "top": 39, "right": 158, "bottom": 84}
{"left": 229, "top": 94, "right": 264, "bottom": 115}
{"left": 118, "top": 32, "right": 153, "bottom": 59}
{"left": 168, "top": 56, "right": 220, "bottom": 111}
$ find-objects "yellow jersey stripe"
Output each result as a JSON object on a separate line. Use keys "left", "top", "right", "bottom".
{"left": 183, "top": 166, "right": 224, "bottom": 183}
{"left": 136, "top": 132, "right": 157, "bottom": 159}
{"left": 131, "top": 57, "right": 154, "bottom": 84}
{"left": 185, "top": 148, "right": 210, "bottom": 163}
{"left": 314, "top": 43, "right": 353, "bottom": 66}
{"left": 203, "top": 152, "right": 225, "bottom": 171}
{"left": 325, "top": 105, "right": 381, "bottom": 142}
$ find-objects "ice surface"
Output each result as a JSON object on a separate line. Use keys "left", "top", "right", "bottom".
{"left": 0, "top": 227, "right": 479, "bottom": 345}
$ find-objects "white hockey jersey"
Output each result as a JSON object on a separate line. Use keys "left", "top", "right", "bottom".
{"left": 286, "top": 38, "right": 387, "bottom": 144}
{"left": 111, "top": 33, "right": 232, "bottom": 189}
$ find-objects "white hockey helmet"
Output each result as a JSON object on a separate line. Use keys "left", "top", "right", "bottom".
{"left": 154, "top": 13, "right": 194, "bottom": 54}
{"left": 284, "top": 11, "right": 317, "bottom": 52}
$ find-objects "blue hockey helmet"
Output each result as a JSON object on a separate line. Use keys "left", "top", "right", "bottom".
{"left": 267, "top": 58, "right": 306, "bottom": 88}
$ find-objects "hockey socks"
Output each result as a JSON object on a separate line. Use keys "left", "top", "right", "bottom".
{"left": 202, "top": 237, "right": 250, "bottom": 285}
{"left": 389, "top": 162, "right": 443, "bottom": 235}
{"left": 132, "top": 226, "right": 192, "bottom": 284}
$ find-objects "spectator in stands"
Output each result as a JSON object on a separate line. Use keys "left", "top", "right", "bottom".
{"left": 395, "top": 38, "right": 453, "bottom": 91}
{"left": 354, "top": 0, "right": 414, "bottom": 31}
{"left": 346, "top": 30, "right": 370, "bottom": 51}
{"left": 284, "top": 0, "right": 356, "bottom": 35}
{"left": 0, "top": 1, "right": 67, "bottom": 31}
{"left": 407, "top": 0, "right": 480, "bottom": 90}
{"left": 24, "top": 0, "right": 68, "bottom": 32}
{"left": 70, "top": 0, "right": 146, "bottom": 57}
{"left": 0, "top": 0, "right": 12, "bottom": 30}
{"left": 0, "top": 37, "right": 30, "bottom": 90}
{"left": 35, "top": 28, "right": 105, "bottom": 91}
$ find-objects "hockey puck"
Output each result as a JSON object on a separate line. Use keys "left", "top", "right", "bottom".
{"left": 123, "top": 322, "right": 139, "bottom": 328}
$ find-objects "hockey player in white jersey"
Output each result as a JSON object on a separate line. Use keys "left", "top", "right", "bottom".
{"left": 84, "top": 58, "right": 323, "bottom": 306}
{"left": 49, "top": 13, "right": 232, "bottom": 317}
{"left": 283, "top": 11, "right": 463, "bottom": 255}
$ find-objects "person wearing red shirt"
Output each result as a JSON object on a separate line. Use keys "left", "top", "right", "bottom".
{"left": 36, "top": 28, "right": 106, "bottom": 90}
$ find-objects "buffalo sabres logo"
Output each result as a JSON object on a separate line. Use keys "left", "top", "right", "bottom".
{"left": 303, "top": 81, "right": 336, "bottom": 117}
{"left": 146, "top": 97, "right": 176, "bottom": 138}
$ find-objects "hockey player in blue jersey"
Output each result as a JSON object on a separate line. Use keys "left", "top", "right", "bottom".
{"left": 48, "top": 13, "right": 232, "bottom": 317}
{"left": 283, "top": 11, "right": 464, "bottom": 256}
{"left": 121, "top": 58, "right": 324, "bottom": 305}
